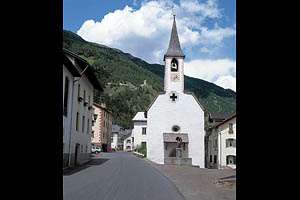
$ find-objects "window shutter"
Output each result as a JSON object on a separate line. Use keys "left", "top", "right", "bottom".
{"left": 233, "top": 156, "right": 236, "bottom": 164}
{"left": 226, "top": 139, "right": 228, "bottom": 147}
{"left": 233, "top": 139, "right": 236, "bottom": 147}
{"left": 226, "top": 156, "right": 229, "bottom": 165}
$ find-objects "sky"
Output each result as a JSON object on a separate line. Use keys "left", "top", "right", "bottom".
{"left": 63, "top": 0, "right": 236, "bottom": 91}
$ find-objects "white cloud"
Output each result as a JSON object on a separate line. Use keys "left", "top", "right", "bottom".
{"left": 77, "top": 0, "right": 235, "bottom": 64}
{"left": 214, "top": 75, "right": 236, "bottom": 91}
{"left": 184, "top": 58, "right": 236, "bottom": 91}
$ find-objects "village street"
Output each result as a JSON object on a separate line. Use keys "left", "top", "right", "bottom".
{"left": 63, "top": 152, "right": 185, "bottom": 200}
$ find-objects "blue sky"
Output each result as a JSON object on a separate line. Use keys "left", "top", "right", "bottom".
{"left": 63, "top": 0, "right": 236, "bottom": 91}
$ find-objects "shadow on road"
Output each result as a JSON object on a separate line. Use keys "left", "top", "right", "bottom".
{"left": 63, "top": 158, "right": 110, "bottom": 176}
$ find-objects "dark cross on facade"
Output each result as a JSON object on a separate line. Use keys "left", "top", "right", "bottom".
{"left": 170, "top": 93, "right": 177, "bottom": 101}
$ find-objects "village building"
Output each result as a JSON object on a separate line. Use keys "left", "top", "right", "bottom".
{"left": 132, "top": 112, "right": 147, "bottom": 149}
{"left": 91, "top": 103, "right": 112, "bottom": 152}
{"left": 111, "top": 125, "right": 130, "bottom": 150}
{"left": 205, "top": 113, "right": 233, "bottom": 168}
{"left": 206, "top": 113, "right": 236, "bottom": 169}
{"left": 123, "top": 131, "right": 134, "bottom": 152}
{"left": 144, "top": 16, "right": 205, "bottom": 167}
{"left": 63, "top": 48, "right": 103, "bottom": 167}
{"left": 63, "top": 51, "right": 81, "bottom": 168}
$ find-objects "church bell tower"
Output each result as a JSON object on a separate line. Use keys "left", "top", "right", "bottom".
{"left": 164, "top": 15, "right": 185, "bottom": 100}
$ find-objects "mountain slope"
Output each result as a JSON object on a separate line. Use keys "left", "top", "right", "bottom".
{"left": 63, "top": 30, "right": 236, "bottom": 129}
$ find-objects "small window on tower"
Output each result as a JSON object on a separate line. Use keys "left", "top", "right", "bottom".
{"left": 171, "top": 58, "right": 178, "bottom": 72}
{"left": 172, "top": 125, "right": 180, "bottom": 132}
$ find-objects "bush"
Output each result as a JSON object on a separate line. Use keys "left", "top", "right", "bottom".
{"left": 135, "top": 145, "right": 147, "bottom": 157}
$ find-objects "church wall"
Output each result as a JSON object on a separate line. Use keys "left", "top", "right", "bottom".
{"left": 147, "top": 93, "right": 205, "bottom": 167}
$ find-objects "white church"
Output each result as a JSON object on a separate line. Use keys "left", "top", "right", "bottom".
{"left": 135, "top": 15, "right": 205, "bottom": 168}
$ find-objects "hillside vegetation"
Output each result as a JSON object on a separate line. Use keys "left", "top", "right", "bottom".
{"left": 63, "top": 30, "right": 236, "bottom": 130}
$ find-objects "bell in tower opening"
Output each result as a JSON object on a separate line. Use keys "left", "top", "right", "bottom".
{"left": 171, "top": 58, "right": 178, "bottom": 72}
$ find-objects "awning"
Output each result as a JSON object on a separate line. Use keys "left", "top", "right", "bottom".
{"left": 163, "top": 133, "right": 189, "bottom": 143}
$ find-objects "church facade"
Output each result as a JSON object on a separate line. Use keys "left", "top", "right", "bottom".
{"left": 145, "top": 16, "right": 205, "bottom": 167}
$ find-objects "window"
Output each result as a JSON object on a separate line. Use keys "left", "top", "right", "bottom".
{"left": 226, "top": 139, "right": 236, "bottom": 148}
{"left": 226, "top": 155, "right": 236, "bottom": 165}
{"left": 142, "top": 142, "right": 146, "bottom": 148}
{"left": 142, "top": 127, "right": 146, "bottom": 135}
{"left": 214, "top": 155, "right": 217, "bottom": 164}
{"left": 172, "top": 125, "right": 180, "bottom": 132}
{"left": 213, "top": 139, "right": 217, "bottom": 148}
{"left": 210, "top": 155, "right": 212, "bottom": 163}
{"left": 171, "top": 58, "right": 178, "bottom": 72}
{"left": 127, "top": 139, "right": 131, "bottom": 144}
{"left": 229, "top": 123, "right": 233, "bottom": 130}
{"left": 63, "top": 77, "right": 69, "bottom": 116}
{"left": 78, "top": 84, "right": 80, "bottom": 99}
{"left": 85, "top": 146, "right": 88, "bottom": 153}
{"left": 111, "top": 136, "right": 114, "bottom": 143}
{"left": 83, "top": 90, "right": 86, "bottom": 102}
{"left": 76, "top": 112, "right": 79, "bottom": 131}
{"left": 82, "top": 115, "right": 85, "bottom": 133}
{"left": 88, "top": 96, "right": 90, "bottom": 106}
{"left": 229, "top": 123, "right": 233, "bottom": 133}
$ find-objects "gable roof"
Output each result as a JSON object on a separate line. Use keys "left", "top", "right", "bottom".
{"left": 112, "top": 125, "right": 123, "bottom": 133}
{"left": 144, "top": 91, "right": 204, "bottom": 118}
{"left": 208, "top": 112, "right": 233, "bottom": 122}
{"left": 63, "top": 53, "right": 81, "bottom": 77}
{"left": 164, "top": 16, "right": 185, "bottom": 61}
{"left": 215, "top": 113, "right": 236, "bottom": 128}
{"left": 132, "top": 112, "right": 147, "bottom": 122}
{"left": 93, "top": 102, "right": 111, "bottom": 113}
{"left": 63, "top": 48, "right": 103, "bottom": 92}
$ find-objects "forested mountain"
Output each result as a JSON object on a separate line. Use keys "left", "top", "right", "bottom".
{"left": 63, "top": 30, "right": 236, "bottom": 130}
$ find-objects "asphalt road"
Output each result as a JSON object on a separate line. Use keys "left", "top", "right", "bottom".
{"left": 63, "top": 152, "right": 185, "bottom": 200}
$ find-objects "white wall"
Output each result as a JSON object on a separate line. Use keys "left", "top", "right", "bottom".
{"left": 218, "top": 118, "right": 236, "bottom": 168}
{"left": 147, "top": 93, "right": 205, "bottom": 167}
{"left": 111, "top": 132, "right": 118, "bottom": 149}
{"left": 164, "top": 58, "right": 185, "bottom": 93}
{"left": 133, "top": 121, "right": 147, "bottom": 148}
{"left": 68, "top": 66, "right": 94, "bottom": 164}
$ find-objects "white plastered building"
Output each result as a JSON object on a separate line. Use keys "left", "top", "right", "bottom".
{"left": 132, "top": 112, "right": 147, "bottom": 149}
{"left": 145, "top": 16, "right": 205, "bottom": 167}
{"left": 63, "top": 48, "right": 103, "bottom": 167}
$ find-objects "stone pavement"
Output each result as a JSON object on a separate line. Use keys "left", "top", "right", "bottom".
{"left": 145, "top": 159, "right": 236, "bottom": 200}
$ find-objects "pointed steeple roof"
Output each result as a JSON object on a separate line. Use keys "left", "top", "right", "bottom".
{"left": 164, "top": 15, "right": 185, "bottom": 61}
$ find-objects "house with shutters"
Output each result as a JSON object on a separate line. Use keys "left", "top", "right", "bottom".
{"left": 63, "top": 48, "right": 103, "bottom": 168}
{"left": 206, "top": 113, "right": 236, "bottom": 169}
{"left": 91, "top": 103, "right": 112, "bottom": 152}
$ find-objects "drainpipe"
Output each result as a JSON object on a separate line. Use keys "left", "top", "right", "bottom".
{"left": 218, "top": 128, "right": 222, "bottom": 169}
